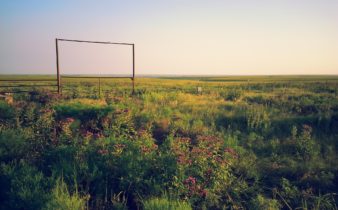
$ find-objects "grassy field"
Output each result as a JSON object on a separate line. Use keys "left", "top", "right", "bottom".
{"left": 1, "top": 75, "right": 338, "bottom": 209}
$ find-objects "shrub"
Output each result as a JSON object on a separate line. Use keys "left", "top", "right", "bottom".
{"left": 280, "top": 178, "right": 299, "bottom": 206}
{"left": 0, "top": 161, "right": 50, "bottom": 210}
{"left": 251, "top": 194, "right": 281, "bottom": 210}
{"left": 294, "top": 125, "right": 318, "bottom": 161}
{"left": 246, "top": 105, "right": 270, "bottom": 131}
{"left": 0, "top": 130, "right": 27, "bottom": 163}
{"left": 221, "top": 89, "right": 242, "bottom": 101}
{"left": 54, "top": 100, "right": 114, "bottom": 121}
{"left": 170, "top": 135, "right": 236, "bottom": 207}
{"left": 0, "top": 101, "right": 15, "bottom": 121}
{"left": 152, "top": 119, "right": 170, "bottom": 144}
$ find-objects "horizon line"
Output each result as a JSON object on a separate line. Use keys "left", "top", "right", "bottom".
{"left": 1, "top": 73, "right": 338, "bottom": 77}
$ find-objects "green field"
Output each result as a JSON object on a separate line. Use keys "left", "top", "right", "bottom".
{"left": 1, "top": 75, "right": 338, "bottom": 209}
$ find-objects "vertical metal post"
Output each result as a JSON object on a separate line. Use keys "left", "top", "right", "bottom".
{"left": 98, "top": 77, "right": 101, "bottom": 98}
{"left": 56, "top": 39, "right": 61, "bottom": 94}
{"left": 132, "top": 44, "right": 135, "bottom": 94}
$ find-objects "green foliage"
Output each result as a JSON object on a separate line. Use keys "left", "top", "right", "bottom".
{"left": 170, "top": 135, "right": 236, "bottom": 208}
{"left": 0, "top": 76, "right": 338, "bottom": 209}
{"left": 221, "top": 89, "right": 242, "bottom": 101}
{"left": 54, "top": 100, "right": 115, "bottom": 121}
{"left": 0, "top": 130, "right": 27, "bottom": 163}
{"left": 43, "top": 178, "right": 87, "bottom": 210}
{"left": 0, "top": 101, "right": 15, "bottom": 121}
{"left": 251, "top": 194, "right": 281, "bottom": 210}
{"left": 293, "top": 125, "right": 319, "bottom": 161}
{"left": 280, "top": 178, "right": 299, "bottom": 205}
{"left": 0, "top": 161, "right": 49, "bottom": 210}
{"left": 246, "top": 105, "right": 270, "bottom": 131}
{"left": 143, "top": 197, "right": 192, "bottom": 210}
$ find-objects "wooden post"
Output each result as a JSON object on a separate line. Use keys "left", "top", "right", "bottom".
{"left": 56, "top": 39, "right": 61, "bottom": 94}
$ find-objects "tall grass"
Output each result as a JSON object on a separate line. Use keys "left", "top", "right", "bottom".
{"left": 43, "top": 178, "right": 87, "bottom": 210}
{"left": 143, "top": 197, "right": 192, "bottom": 210}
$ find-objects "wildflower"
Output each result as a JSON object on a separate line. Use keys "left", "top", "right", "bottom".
{"left": 65, "top": 117, "right": 75, "bottom": 123}
{"left": 200, "top": 189, "right": 208, "bottom": 197}
{"left": 177, "top": 154, "right": 192, "bottom": 165}
{"left": 224, "top": 147, "right": 237, "bottom": 157}
{"left": 98, "top": 149, "right": 108, "bottom": 155}
{"left": 184, "top": 176, "right": 197, "bottom": 185}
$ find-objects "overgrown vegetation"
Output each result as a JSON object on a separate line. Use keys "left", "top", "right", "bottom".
{"left": 0, "top": 75, "right": 337, "bottom": 209}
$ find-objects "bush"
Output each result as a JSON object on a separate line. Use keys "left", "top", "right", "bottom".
{"left": 221, "top": 89, "right": 242, "bottom": 101}
{"left": 293, "top": 125, "right": 319, "bottom": 161}
{"left": 170, "top": 135, "right": 236, "bottom": 207}
{"left": 246, "top": 105, "right": 270, "bottom": 131}
{"left": 54, "top": 100, "right": 114, "bottom": 121}
{"left": 0, "top": 161, "right": 50, "bottom": 210}
{"left": 0, "top": 130, "right": 27, "bottom": 163}
{"left": 0, "top": 101, "right": 15, "bottom": 120}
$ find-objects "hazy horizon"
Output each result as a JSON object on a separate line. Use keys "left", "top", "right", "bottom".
{"left": 1, "top": 0, "right": 338, "bottom": 75}
{"left": 1, "top": 73, "right": 338, "bottom": 77}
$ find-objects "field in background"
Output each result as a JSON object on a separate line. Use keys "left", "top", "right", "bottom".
{"left": 1, "top": 74, "right": 338, "bottom": 94}
{"left": 1, "top": 75, "right": 338, "bottom": 209}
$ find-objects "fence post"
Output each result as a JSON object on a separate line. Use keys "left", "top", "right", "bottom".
{"left": 56, "top": 39, "right": 61, "bottom": 94}
{"left": 98, "top": 77, "right": 101, "bottom": 98}
{"left": 132, "top": 44, "right": 135, "bottom": 94}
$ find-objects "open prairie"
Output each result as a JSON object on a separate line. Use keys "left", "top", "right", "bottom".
{"left": 1, "top": 75, "right": 338, "bottom": 209}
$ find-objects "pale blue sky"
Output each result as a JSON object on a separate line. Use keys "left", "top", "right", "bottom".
{"left": 1, "top": 0, "right": 338, "bottom": 75}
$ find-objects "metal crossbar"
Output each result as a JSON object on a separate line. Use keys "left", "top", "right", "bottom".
{"left": 0, "top": 78, "right": 57, "bottom": 93}
{"left": 61, "top": 76, "right": 133, "bottom": 79}
{"left": 0, "top": 84, "right": 58, "bottom": 88}
{"left": 0, "top": 79, "right": 56, "bottom": 82}
{"left": 57, "top": 38, "right": 134, "bottom": 46}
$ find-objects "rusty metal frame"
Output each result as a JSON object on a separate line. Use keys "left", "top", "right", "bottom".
{"left": 56, "top": 38, "right": 135, "bottom": 94}
{"left": 0, "top": 39, "right": 135, "bottom": 94}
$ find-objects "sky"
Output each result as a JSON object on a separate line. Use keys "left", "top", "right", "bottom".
{"left": 0, "top": 0, "right": 338, "bottom": 75}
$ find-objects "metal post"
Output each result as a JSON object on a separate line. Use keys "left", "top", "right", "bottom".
{"left": 98, "top": 77, "right": 101, "bottom": 97}
{"left": 56, "top": 39, "right": 61, "bottom": 94}
{"left": 132, "top": 44, "right": 135, "bottom": 94}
